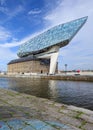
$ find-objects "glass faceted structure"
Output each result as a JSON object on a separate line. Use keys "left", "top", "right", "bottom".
{"left": 17, "top": 16, "right": 88, "bottom": 58}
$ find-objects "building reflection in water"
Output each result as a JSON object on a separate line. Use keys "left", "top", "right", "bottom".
{"left": 0, "top": 78, "right": 93, "bottom": 110}
{"left": 48, "top": 80, "right": 59, "bottom": 101}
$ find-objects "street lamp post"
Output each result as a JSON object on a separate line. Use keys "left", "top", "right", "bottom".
{"left": 65, "top": 64, "right": 67, "bottom": 74}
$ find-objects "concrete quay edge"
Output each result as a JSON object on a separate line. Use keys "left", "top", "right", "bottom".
{"left": 41, "top": 75, "right": 93, "bottom": 82}
{"left": 1, "top": 74, "right": 93, "bottom": 82}
{"left": 0, "top": 88, "right": 93, "bottom": 130}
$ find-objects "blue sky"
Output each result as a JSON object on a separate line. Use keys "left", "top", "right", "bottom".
{"left": 0, "top": 0, "right": 93, "bottom": 71}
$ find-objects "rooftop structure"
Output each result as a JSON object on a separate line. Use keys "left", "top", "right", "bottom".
{"left": 17, "top": 16, "right": 88, "bottom": 58}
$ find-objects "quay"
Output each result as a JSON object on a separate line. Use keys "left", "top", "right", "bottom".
{"left": 0, "top": 88, "right": 93, "bottom": 129}
{"left": 1, "top": 73, "right": 93, "bottom": 82}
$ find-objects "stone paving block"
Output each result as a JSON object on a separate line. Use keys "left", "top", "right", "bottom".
{"left": 0, "top": 112, "right": 12, "bottom": 119}
{"left": 68, "top": 105, "right": 93, "bottom": 115}
{"left": 59, "top": 109, "right": 77, "bottom": 117}
{"left": 83, "top": 123, "right": 93, "bottom": 130}
{"left": 25, "top": 119, "right": 47, "bottom": 129}
{"left": 45, "top": 121, "right": 70, "bottom": 129}
{"left": 81, "top": 114, "right": 93, "bottom": 123}
{"left": 0, "top": 119, "right": 77, "bottom": 130}
{"left": 0, "top": 115, "right": 82, "bottom": 130}
{"left": 7, "top": 119, "right": 25, "bottom": 130}
{"left": 40, "top": 125, "right": 56, "bottom": 130}
{"left": 45, "top": 106, "right": 62, "bottom": 118}
{"left": 0, "top": 121, "right": 10, "bottom": 130}
{"left": 54, "top": 103, "right": 63, "bottom": 107}
{"left": 22, "top": 125, "right": 35, "bottom": 130}
{"left": 59, "top": 115, "right": 81, "bottom": 127}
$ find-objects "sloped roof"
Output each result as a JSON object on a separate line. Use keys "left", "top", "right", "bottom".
{"left": 8, "top": 56, "right": 50, "bottom": 65}
{"left": 17, "top": 16, "right": 88, "bottom": 57}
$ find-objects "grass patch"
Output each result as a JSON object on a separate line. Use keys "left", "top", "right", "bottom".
{"left": 25, "top": 112, "right": 30, "bottom": 116}
{"left": 7, "top": 91, "right": 16, "bottom": 97}
{"left": 74, "top": 111, "right": 84, "bottom": 119}
{"left": 78, "top": 120, "right": 87, "bottom": 130}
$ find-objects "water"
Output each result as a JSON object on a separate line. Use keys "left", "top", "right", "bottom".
{"left": 0, "top": 77, "right": 93, "bottom": 110}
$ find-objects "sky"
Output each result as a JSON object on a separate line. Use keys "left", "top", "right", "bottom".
{"left": 0, "top": 0, "right": 93, "bottom": 71}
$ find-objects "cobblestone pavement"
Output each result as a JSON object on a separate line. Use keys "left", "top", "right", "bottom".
{"left": 0, "top": 119, "right": 75, "bottom": 130}
{"left": 0, "top": 88, "right": 93, "bottom": 130}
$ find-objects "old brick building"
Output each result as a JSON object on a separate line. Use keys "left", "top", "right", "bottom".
{"left": 7, "top": 57, "right": 51, "bottom": 74}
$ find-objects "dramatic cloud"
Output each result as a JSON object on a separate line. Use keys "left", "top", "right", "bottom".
{"left": 44, "top": 0, "right": 93, "bottom": 25}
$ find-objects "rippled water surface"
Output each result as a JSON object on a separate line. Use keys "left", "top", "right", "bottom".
{"left": 0, "top": 77, "right": 93, "bottom": 110}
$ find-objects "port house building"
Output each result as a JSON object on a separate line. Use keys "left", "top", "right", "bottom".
{"left": 7, "top": 17, "right": 87, "bottom": 74}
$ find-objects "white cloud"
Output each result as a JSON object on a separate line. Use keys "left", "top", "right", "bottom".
{"left": 0, "top": 28, "right": 50, "bottom": 48}
{"left": 8, "top": 5, "right": 24, "bottom": 18}
{"left": 0, "top": 47, "right": 17, "bottom": 71}
{"left": 0, "top": 26, "right": 11, "bottom": 41}
{"left": 28, "top": 9, "right": 41, "bottom": 15}
{"left": 0, "top": 6, "right": 8, "bottom": 14}
{"left": 0, "top": 0, "right": 6, "bottom": 5}
{"left": 44, "top": 0, "right": 93, "bottom": 25}
{"left": 0, "top": 5, "right": 24, "bottom": 22}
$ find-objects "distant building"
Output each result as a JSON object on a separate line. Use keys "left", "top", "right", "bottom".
{"left": 7, "top": 16, "right": 88, "bottom": 74}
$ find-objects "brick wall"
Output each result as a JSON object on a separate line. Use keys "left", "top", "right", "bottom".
{"left": 7, "top": 60, "right": 50, "bottom": 74}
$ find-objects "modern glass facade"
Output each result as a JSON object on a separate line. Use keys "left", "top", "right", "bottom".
{"left": 17, "top": 16, "right": 88, "bottom": 58}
